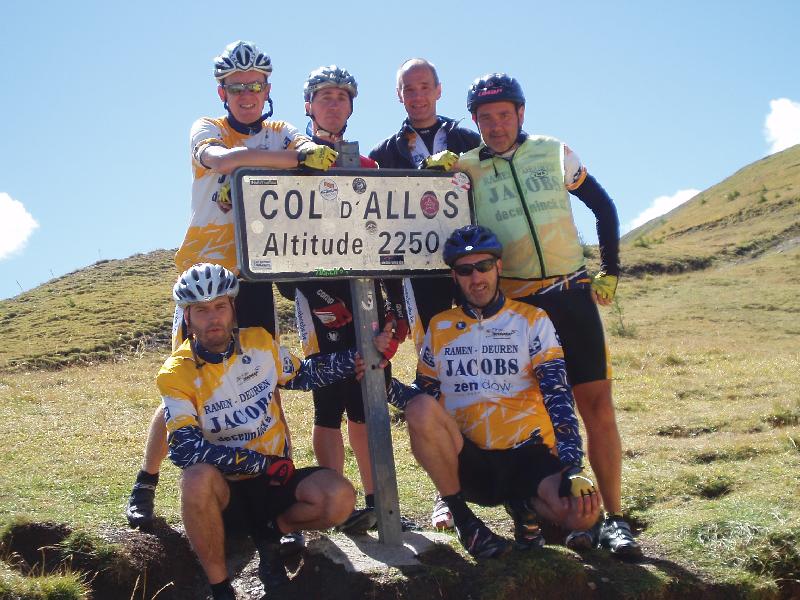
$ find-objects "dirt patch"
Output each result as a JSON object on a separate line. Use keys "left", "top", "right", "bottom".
{"left": 1, "top": 520, "right": 796, "bottom": 600}
{"left": 0, "top": 519, "right": 206, "bottom": 600}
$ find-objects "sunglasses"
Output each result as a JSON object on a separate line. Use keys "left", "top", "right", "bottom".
{"left": 223, "top": 81, "right": 268, "bottom": 95}
{"left": 453, "top": 257, "right": 497, "bottom": 277}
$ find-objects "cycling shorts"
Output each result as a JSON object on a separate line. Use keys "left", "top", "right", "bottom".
{"left": 235, "top": 280, "right": 277, "bottom": 336}
{"left": 458, "top": 436, "right": 562, "bottom": 506}
{"left": 313, "top": 377, "right": 365, "bottom": 427}
{"left": 517, "top": 286, "right": 611, "bottom": 385}
{"left": 293, "top": 281, "right": 391, "bottom": 428}
{"left": 222, "top": 466, "right": 325, "bottom": 540}
{"left": 313, "top": 367, "right": 393, "bottom": 428}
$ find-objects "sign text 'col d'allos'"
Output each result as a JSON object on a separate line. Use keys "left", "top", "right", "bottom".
{"left": 231, "top": 169, "right": 474, "bottom": 281}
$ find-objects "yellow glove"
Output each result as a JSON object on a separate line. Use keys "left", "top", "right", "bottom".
{"left": 423, "top": 150, "right": 459, "bottom": 171}
{"left": 298, "top": 145, "right": 338, "bottom": 171}
{"left": 559, "top": 466, "right": 596, "bottom": 498}
{"left": 215, "top": 182, "right": 232, "bottom": 214}
{"left": 591, "top": 271, "right": 618, "bottom": 303}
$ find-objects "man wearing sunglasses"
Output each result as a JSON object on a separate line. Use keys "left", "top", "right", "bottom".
{"left": 450, "top": 74, "right": 641, "bottom": 559}
{"left": 125, "top": 41, "right": 337, "bottom": 535}
{"left": 391, "top": 225, "right": 600, "bottom": 558}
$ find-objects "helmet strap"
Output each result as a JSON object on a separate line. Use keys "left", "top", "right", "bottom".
{"left": 305, "top": 94, "right": 352, "bottom": 140}
{"left": 224, "top": 98, "right": 274, "bottom": 135}
{"left": 307, "top": 115, "right": 347, "bottom": 141}
{"left": 232, "top": 327, "right": 243, "bottom": 356}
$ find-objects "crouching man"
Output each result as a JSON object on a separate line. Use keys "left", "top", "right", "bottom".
{"left": 159, "top": 263, "right": 368, "bottom": 599}
{"left": 394, "top": 225, "right": 600, "bottom": 558}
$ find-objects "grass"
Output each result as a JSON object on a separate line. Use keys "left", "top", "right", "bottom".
{"left": 0, "top": 250, "right": 798, "bottom": 597}
{"left": 1, "top": 149, "right": 800, "bottom": 597}
{"left": 0, "top": 563, "right": 88, "bottom": 600}
{"left": 0, "top": 250, "right": 176, "bottom": 370}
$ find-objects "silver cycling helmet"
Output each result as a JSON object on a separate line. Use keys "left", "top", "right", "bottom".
{"left": 214, "top": 41, "right": 273, "bottom": 82}
{"left": 173, "top": 263, "right": 239, "bottom": 308}
{"left": 303, "top": 65, "right": 358, "bottom": 102}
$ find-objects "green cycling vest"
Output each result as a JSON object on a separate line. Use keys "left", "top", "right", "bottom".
{"left": 458, "top": 135, "right": 585, "bottom": 280}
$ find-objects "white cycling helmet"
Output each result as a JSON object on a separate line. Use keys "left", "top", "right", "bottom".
{"left": 214, "top": 41, "right": 273, "bottom": 82}
{"left": 303, "top": 65, "right": 358, "bottom": 102}
{"left": 173, "top": 263, "right": 239, "bottom": 308}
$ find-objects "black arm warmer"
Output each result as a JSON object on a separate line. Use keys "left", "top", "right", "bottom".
{"left": 571, "top": 174, "right": 620, "bottom": 275}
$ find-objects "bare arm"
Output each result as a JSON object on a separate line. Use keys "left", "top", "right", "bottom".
{"left": 200, "top": 144, "right": 300, "bottom": 175}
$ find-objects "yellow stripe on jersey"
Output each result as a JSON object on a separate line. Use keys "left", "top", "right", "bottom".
{"left": 158, "top": 327, "right": 289, "bottom": 460}
{"left": 175, "top": 223, "right": 237, "bottom": 273}
{"left": 418, "top": 298, "right": 563, "bottom": 450}
{"left": 177, "top": 116, "right": 308, "bottom": 273}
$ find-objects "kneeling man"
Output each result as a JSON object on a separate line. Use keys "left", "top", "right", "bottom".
{"left": 397, "top": 225, "right": 600, "bottom": 558}
{"left": 159, "top": 263, "right": 366, "bottom": 599}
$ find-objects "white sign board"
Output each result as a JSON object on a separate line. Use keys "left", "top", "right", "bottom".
{"left": 232, "top": 169, "right": 474, "bottom": 281}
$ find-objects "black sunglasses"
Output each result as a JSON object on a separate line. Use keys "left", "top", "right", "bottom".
{"left": 453, "top": 257, "right": 497, "bottom": 277}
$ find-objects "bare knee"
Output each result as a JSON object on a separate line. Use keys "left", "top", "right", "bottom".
{"left": 298, "top": 470, "right": 356, "bottom": 525}
{"left": 405, "top": 394, "right": 440, "bottom": 433}
{"left": 573, "top": 382, "right": 616, "bottom": 427}
{"left": 324, "top": 477, "right": 357, "bottom": 523}
{"left": 180, "top": 464, "right": 226, "bottom": 509}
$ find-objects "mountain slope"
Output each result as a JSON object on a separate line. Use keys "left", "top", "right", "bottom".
{"left": 621, "top": 144, "right": 800, "bottom": 275}
{"left": 0, "top": 250, "right": 175, "bottom": 369}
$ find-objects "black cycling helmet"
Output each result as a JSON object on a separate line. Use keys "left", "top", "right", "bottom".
{"left": 467, "top": 73, "right": 525, "bottom": 114}
{"left": 443, "top": 225, "right": 503, "bottom": 266}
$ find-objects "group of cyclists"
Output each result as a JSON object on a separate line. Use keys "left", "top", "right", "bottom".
{"left": 125, "top": 40, "right": 641, "bottom": 600}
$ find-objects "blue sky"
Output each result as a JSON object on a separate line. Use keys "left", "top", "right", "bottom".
{"left": 2, "top": 1, "right": 799, "bottom": 300}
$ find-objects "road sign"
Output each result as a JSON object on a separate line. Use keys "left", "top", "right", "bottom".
{"left": 231, "top": 168, "right": 473, "bottom": 281}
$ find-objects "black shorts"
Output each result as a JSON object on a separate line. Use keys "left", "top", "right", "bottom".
{"left": 409, "top": 276, "right": 457, "bottom": 332}
{"left": 291, "top": 280, "right": 391, "bottom": 429}
{"left": 313, "top": 377, "right": 366, "bottom": 426}
{"left": 312, "top": 367, "right": 393, "bottom": 427}
{"left": 458, "top": 436, "right": 562, "bottom": 507}
{"left": 235, "top": 280, "right": 277, "bottom": 336}
{"left": 222, "top": 466, "right": 324, "bottom": 540}
{"left": 517, "top": 286, "right": 609, "bottom": 385}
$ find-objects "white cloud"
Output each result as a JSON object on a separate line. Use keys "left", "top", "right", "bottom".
{"left": 0, "top": 193, "right": 39, "bottom": 260}
{"left": 765, "top": 98, "right": 800, "bottom": 154}
{"left": 626, "top": 189, "right": 701, "bottom": 232}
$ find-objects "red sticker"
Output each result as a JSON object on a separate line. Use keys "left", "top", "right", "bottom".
{"left": 420, "top": 191, "right": 439, "bottom": 218}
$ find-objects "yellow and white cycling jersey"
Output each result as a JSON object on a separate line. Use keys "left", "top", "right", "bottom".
{"left": 174, "top": 116, "right": 312, "bottom": 273}
{"left": 417, "top": 297, "right": 564, "bottom": 451}
{"left": 158, "top": 327, "right": 300, "bottom": 468}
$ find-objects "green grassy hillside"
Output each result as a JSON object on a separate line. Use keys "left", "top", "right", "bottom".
{"left": 0, "top": 251, "right": 175, "bottom": 370}
{"left": 621, "top": 144, "right": 800, "bottom": 275}
{"left": 0, "top": 251, "right": 298, "bottom": 371}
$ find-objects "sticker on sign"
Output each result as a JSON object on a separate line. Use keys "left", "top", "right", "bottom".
{"left": 232, "top": 169, "right": 474, "bottom": 281}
